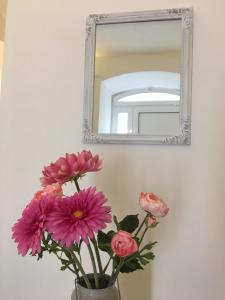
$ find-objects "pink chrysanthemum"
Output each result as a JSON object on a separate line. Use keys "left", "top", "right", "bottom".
{"left": 47, "top": 187, "right": 112, "bottom": 246}
{"left": 40, "top": 151, "right": 102, "bottom": 186}
{"left": 12, "top": 194, "right": 57, "bottom": 256}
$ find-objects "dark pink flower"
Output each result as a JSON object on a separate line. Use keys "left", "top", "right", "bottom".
{"left": 12, "top": 194, "right": 57, "bottom": 256}
{"left": 47, "top": 187, "right": 111, "bottom": 246}
{"left": 40, "top": 151, "right": 102, "bottom": 186}
{"left": 111, "top": 230, "right": 138, "bottom": 257}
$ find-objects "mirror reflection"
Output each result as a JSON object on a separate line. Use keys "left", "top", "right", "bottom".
{"left": 93, "top": 20, "right": 182, "bottom": 136}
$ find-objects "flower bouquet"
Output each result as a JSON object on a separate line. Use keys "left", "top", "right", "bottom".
{"left": 12, "top": 150, "right": 169, "bottom": 300}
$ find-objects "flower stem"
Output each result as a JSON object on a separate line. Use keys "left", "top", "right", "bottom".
{"left": 87, "top": 243, "right": 99, "bottom": 289}
{"left": 62, "top": 249, "right": 80, "bottom": 279}
{"left": 139, "top": 227, "right": 148, "bottom": 246}
{"left": 110, "top": 257, "right": 116, "bottom": 282}
{"left": 109, "top": 258, "right": 124, "bottom": 286}
{"left": 134, "top": 213, "right": 148, "bottom": 238}
{"left": 91, "top": 238, "right": 103, "bottom": 275}
{"left": 73, "top": 177, "right": 80, "bottom": 192}
{"left": 67, "top": 248, "right": 91, "bottom": 289}
{"left": 103, "top": 254, "right": 113, "bottom": 273}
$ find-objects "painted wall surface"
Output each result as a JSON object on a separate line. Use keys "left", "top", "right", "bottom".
{"left": 0, "top": 40, "right": 3, "bottom": 84}
{"left": 0, "top": 1, "right": 225, "bottom": 300}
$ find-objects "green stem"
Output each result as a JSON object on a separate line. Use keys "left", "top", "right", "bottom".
{"left": 109, "top": 258, "right": 124, "bottom": 286}
{"left": 134, "top": 213, "right": 148, "bottom": 238}
{"left": 111, "top": 257, "right": 116, "bottom": 279}
{"left": 92, "top": 238, "right": 103, "bottom": 275}
{"left": 139, "top": 227, "right": 148, "bottom": 246}
{"left": 62, "top": 249, "right": 80, "bottom": 279}
{"left": 87, "top": 243, "right": 99, "bottom": 288}
{"left": 68, "top": 248, "right": 91, "bottom": 289}
{"left": 103, "top": 255, "right": 113, "bottom": 273}
{"left": 73, "top": 177, "right": 80, "bottom": 192}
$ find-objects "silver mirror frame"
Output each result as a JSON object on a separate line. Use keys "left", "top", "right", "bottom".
{"left": 83, "top": 8, "right": 193, "bottom": 145}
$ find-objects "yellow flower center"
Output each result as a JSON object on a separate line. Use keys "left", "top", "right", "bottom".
{"left": 73, "top": 210, "right": 84, "bottom": 219}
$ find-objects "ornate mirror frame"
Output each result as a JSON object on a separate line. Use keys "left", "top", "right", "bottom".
{"left": 82, "top": 8, "right": 193, "bottom": 145}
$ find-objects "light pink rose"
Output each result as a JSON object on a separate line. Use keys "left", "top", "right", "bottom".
{"left": 146, "top": 215, "right": 157, "bottom": 226}
{"left": 111, "top": 230, "right": 138, "bottom": 257}
{"left": 139, "top": 192, "right": 169, "bottom": 218}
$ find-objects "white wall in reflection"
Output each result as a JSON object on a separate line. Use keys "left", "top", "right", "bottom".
{"left": 97, "top": 71, "right": 180, "bottom": 135}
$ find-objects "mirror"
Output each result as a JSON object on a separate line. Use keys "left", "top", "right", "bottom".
{"left": 83, "top": 8, "right": 193, "bottom": 144}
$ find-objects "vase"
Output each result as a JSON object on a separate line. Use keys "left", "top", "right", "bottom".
{"left": 71, "top": 274, "right": 120, "bottom": 300}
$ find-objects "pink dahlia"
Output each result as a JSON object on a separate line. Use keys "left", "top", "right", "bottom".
{"left": 47, "top": 187, "right": 112, "bottom": 246}
{"left": 12, "top": 194, "right": 57, "bottom": 256}
{"left": 40, "top": 151, "right": 102, "bottom": 186}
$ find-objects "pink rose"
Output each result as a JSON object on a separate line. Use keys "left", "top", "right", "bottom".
{"left": 146, "top": 215, "right": 157, "bottom": 226}
{"left": 111, "top": 230, "right": 138, "bottom": 257}
{"left": 139, "top": 192, "right": 169, "bottom": 218}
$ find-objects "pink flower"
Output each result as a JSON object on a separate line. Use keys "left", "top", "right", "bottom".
{"left": 22, "top": 183, "right": 63, "bottom": 215}
{"left": 34, "top": 183, "right": 63, "bottom": 200}
{"left": 40, "top": 151, "right": 102, "bottom": 186}
{"left": 12, "top": 194, "right": 57, "bottom": 256}
{"left": 111, "top": 231, "right": 138, "bottom": 257}
{"left": 139, "top": 192, "right": 169, "bottom": 217}
{"left": 146, "top": 215, "right": 157, "bottom": 227}
{"left": 47, "top": 187, "right": 111, "bottom": 246}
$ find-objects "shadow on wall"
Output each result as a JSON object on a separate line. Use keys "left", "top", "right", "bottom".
{"left": 119, "top": 267, "right": 152, "bottom": 300}
{"left": 88, "top": 149, "right": 185, "bottom": 300}
{"left": 89, "top": 152, "right": 154, "bottom": 300}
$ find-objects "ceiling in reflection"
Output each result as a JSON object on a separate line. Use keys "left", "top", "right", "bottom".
{"left": 96, "top": 20, "right": 182, "bottom": 57}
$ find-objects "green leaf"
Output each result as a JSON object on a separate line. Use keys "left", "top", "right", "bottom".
{"left": 119, "top": 215, "right": 139, "bottom": 233}
{"left": 141, "top": 241, "right": 157, "bottom": 251}
{"left": 49, "top": 241, "right": 58, "bottom": 252}
{"left": 45, "top": 233, "right": 51, "bottom": 244}
{"left": 120, "top": 257, "right": 143, "bottom": 273}
{"left": 60, "top": 265, "right": 68, "bottom": 271}
{"left": 139, "top": 257, "right": 150, "bottom": 266}
{"left": 97, "top": 230, "right": 115, "bottom": 254}
{"left": 142, "top": 252, "right": 155, "bottom": 260}
{"left": 37, "top": 251, "right": 43, "bottom": 260}
{"left": 60, "top": 258, "right": 70, "bottom": 265}
{"left": 71, "top": 242, "right": 81, "bottom": 252}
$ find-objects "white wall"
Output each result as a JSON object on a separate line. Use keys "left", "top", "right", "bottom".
{"left": 0, "top": 40, "right": 4, "bottom": 85}
{"left": 0, "top": 1, "right": 225, "bottom": 300}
